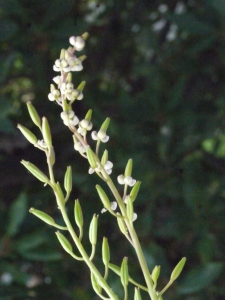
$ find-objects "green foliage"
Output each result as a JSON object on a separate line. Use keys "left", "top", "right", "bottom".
{"left": 1, "top": 1, "right": 225, "bottom": 299}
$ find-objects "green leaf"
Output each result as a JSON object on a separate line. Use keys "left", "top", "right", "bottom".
{"left": 177, "top": 262, "right": 224, "bottom": 294}
{"left": 6, "top": 193, "right": 28, "bottom": 237}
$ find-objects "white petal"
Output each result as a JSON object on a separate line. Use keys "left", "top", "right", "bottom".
{"left": 97, "top": 130, "right": 106, "bottom": 140}
{"left": 110, "top": 202, "right": 117, "bottom": 211}
{"left": 133, "top": 213, "right": 137, "bottom": 221}
{"left": 124, "top": 176, "right": 132, "bottom": 185}
{"left": 53, "top": 65, "right": 60, "bottom": 72}
{"left": 106, "top": 169, "right": 112, "bottom": 175}
{"left": 102, "top": 135, "right": 109, "bottom": 143}
{"left": 129, "top": 179, "right": 136, "bottom": 186}
{"left": 70, "top": 116, "right": 79, "bottom": 126}
{"left": 101, "top": 208, "right": 107, "bottom": 213}
{"left": 91, "top": 131, "right": 98, "bottom": 140}
{"left": 88, "top": 168, "right": 95, "bottom": 174}
{"left": 117, "top": 175, "right": 125, "bottom": 184}
{"left": 48, "top": 93, "right": 55, "bottom": 101}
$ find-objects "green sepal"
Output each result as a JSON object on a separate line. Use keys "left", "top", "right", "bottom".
{"left": 126, "top": 196, "right": 134, "bottom": 223}
{"left": 85, "top": 109, "right": 92, "bottom": 121}
{"left": 64, "top": 166, "right": 72, "bottom": 194}
{"left": 101, "top": 150, "right": 108, "bottom": 166}
{"left": 121, "top": 257, "right": 129, "bottom": 287}
{"left": 42, "top": 117, "right": 52, "bottom": 146}
{"left": 100, "top": 117, "right": 110, "bottom": 132}
{"left": 17, "top": 124, "right": 38, "bottom": 145}
{"left": 96, "top": 185, "right": 111, "bottom": 210}
{"left": 26, "top": 101, "right": 41, "bottom": 128}
{"left": 78, "top": 55, "right": 87, "bottom": 62}
{"left": 48, "top": 145, "right": 55, "bottom": 166}
{"left": 90, "top": 272, "right": 102, "bottom": 294}
{"left": 21, "top": 160, "right": 50, "bottom": 184}
{"left": 66, "top": 72, "right": 72, "bottom": 82}
{"left": 102, "top": 237, "right": 110, "bottom": 266}
{"left": 86, "top": 146, "right": 97, "bottom": 169}
{"left": 134, "top": 288, "right": 142, "bottom": 300}
{"left": 130, "top": 181, "right": 141, "bottom": 202}
{"left": 29, "top": 208, "right": 55, "bottom": 225}
{"left": 56, "top": 231, "right": 72, "bottom": 254}
{"left": 60, "top": 49, "right": 65, "bottom": 59}
{"left": 170, "top": 257, "right": 186, "bottom": 282}
{"left": 125, "top": 159, "right": 133, "bottom": 177}
{"left": 89, "top": 214, "right": 98, "bottom": 245}
{"left": 77, "top": 81, "right": 86, "bottom": 92}
{"left": 50, "top": 84, "right": 55, "bottom": 93}
{"left": 82, "top": 32, "right": 89, "bottom": 40}
{"left": 74, "top": 200, "right": 83, "bottom": 229}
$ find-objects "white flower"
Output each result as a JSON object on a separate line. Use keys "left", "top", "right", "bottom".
{"left": 67, "top": 57, "right": 83, "bottom": 71}
{"left": 48, "top": 89, "right": 61, "bottom": 101}
{"left": 77, "top": 119, "right": 93, "bottom": 136}
{"left": 53, "top": 59, "right": 70, "bottom": 72}
{"left": 69, "top": 36, "right": 85, "bottom": 51}
{"left": 60, "top": 110, "right": 79, "bottom": 126}
{"left": 101, "top": 201, "right": 117, "bottom": 213}
{"left": 133, "top": 213, "right": 137, "bottom": 221}
{"left": 89, "top": 161, "right": 113, "bottom": 175}
{"left": 74, "top": 141, "right": 86, "bottom": 153}
{"left": 91, "top": 130, "right": 109, "bottom": 143}
{"left": 37, "top": 139, "right": 48, "bottom": 148}
{"left": 117, "top": 175, "right": 136, "bottom": 186}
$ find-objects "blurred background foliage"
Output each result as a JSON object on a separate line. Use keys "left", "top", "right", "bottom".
{"left": 1, "top": 0, "right": 225, "bottom": 299}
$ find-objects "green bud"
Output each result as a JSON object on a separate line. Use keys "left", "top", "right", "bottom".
{"left": 78, "top": 55, "right": 87, "bottom": 62}
{"left": 90, "top": 272, "right": 102, "bottom": 294}
{"left": 102, "top": 237, "right": 110, "bottom": 266}
{"left": 126, "top": 196, "right": 134, "bottom": 223}
{"left": 96, "top": 185, "right": 111, "bottom": 210}
{"left": 74, "top": 200, "right": 83, "bottom": 229}
{"left": 121, "top": 257, "right": 129, "bottom": 287}
{"left": 125, "top": 159, "right": 133, "bottom": 177}
{"left": 42, "top": 117, "right": 52, "bottom": 146}
{"left": 77, "top": 81, "right": 86, "bottom": 92}
{"left": 134, "top": 288, "right": 142, "bottom": 300}
{"left": 101, "top": 150, "right": 108, "bottom": 166}
{"left": 29, "top": 208, "right": 55, "bottom": 225}
{"left": 17, "top": 124, "right": 38, "bottom": 145}
{"left": 170, "top": 257, "right": 186, "bottom": 282}
{"left": 48, "top": 145, "right": 55, "bottom": 167}
{"left": 85, "top": 109, "right": 92, "bottom": 121}
{"left": 152, "top": 266, "right": 160, "bottom": 284}
{"left": 56, "top": 231, "right": 73, "bottom": 254}
{"left": 55, "top": 182, "right": 65, "bottom": 206}
{"left": 64, "top": 166, "right": 72, "bottom": 194}
{"left": 117, "top": 213, "right": 127, "bottom": 235}
{"left": 100, "top": 117, "right": 110, "bottom": 132}
{"left": 86, "top": 146, "right": 97, "bottom": 169}
{"left": 26, "top": 101, "right": 41, "bottom": 128}
{"left": 66, "top": 72, "right": 72, "bottom": 82}
{"left": 60, "top": 49, "right": 65, "bottom": 59}
{"left": 89, "top": 214, "right": 98, "bottom": 245}
{"left": 21, "top": 160, "right": 50, "bottom": 183}
{"left": 82, "top": 32, "right": 89, "bottom": 40}
{"left": 130, "top": 181, "right": 141, "bottom": 202}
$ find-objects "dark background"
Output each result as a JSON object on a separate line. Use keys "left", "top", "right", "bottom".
{"left": 1, "top": 0, "right": 225, "bottom": 299}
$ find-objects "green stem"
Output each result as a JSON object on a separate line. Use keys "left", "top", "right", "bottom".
{"left": 105, "top": 175, "right": 158, "bottom": 300}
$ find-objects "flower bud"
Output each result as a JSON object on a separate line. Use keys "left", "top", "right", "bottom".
{"left": 86, "top": 146, "right": 97, "bottom": 169}
{"left": 96, "top": 185, "right": 111, "bottom": 210}
{"left": 77, "top": 81, "right": 86, "bottom": 92}
{"left": 82, "top": 32, "right": 89, "bottom": 40}
{"left": 125, "top": 159, "right": 133, "bottom": 177}
{"left": 29, "top": 208, "right": 55, "bottom": 225}
{"left": 100, "top": 117, "right": 110, "bottom": 132}
{"left": 130, "top": 181, "right": 141, "bottom": 202}
{"left": 60, "top": 49, "right": 66, "bottom": 59}
{"left": 55, "top": 182, "right": 65, "bottom": 206}
{"left": 121, "top": 257, "right": 129, "bottom": 287}
{"left": 101, "top": 150, "right": 108, "bottom": 166}
{"left": 74, "top": 200, "right": 83, "bottom": 230}
{"left": 17, "top": 124, "right": 38, "bottom": 145}
{"left": 102, "top": 237, "right": 110, "bottom": 266}
{"left": 42, "top": 117, "right": 52, "bottom": 146}
{"left": 85, "top": 109, "right": 92, "bottom": 121}
{"left": 170, "top": 257, "right": 186, "bottom": 282}
{"left": 151, "top": 265, "right": 160, "bottom": 284}
{"left": 117, "top": 213, "right": 127, "bottom": 235}
{"left": 21, "top": 160, "right": 50, "bottom": 184}
{"left": 55, "top": 231, "right": 73, "bottom": 254}
{"left": 89, "top": 214, "right": 98, "bottom": 246}
{"left": 134, "top": 288, "right": 142, "bottom": 300}
{"left": 26, "top": 101, "right": 41, "bottom": 128}
{"left": 64, "top": 166, "right": 72, "bottom": 194}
